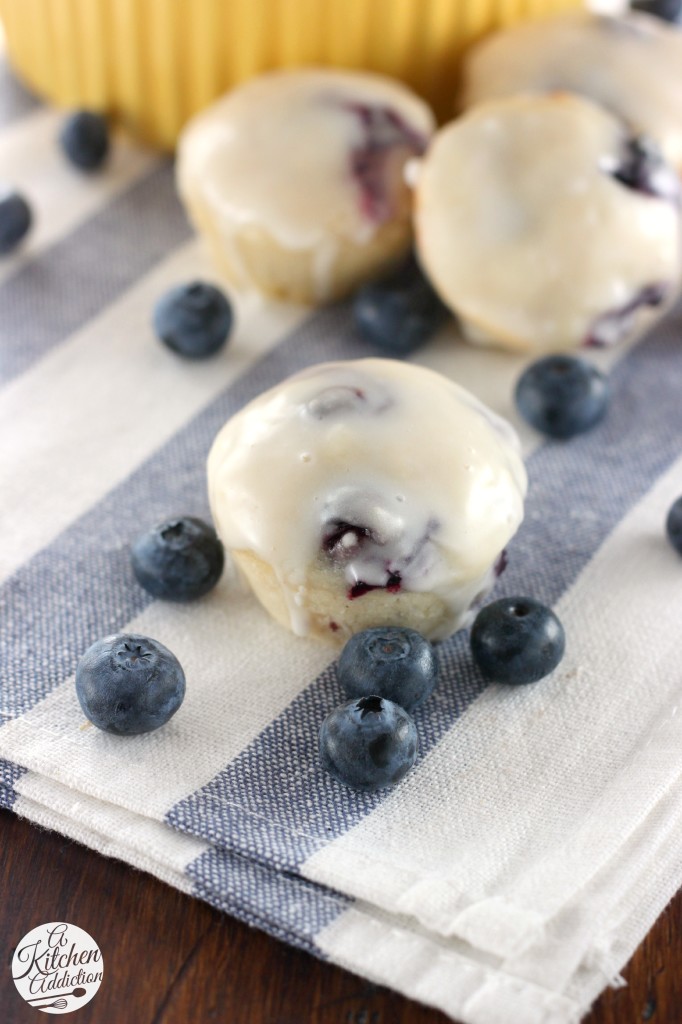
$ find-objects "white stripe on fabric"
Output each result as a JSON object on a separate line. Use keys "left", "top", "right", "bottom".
{"left": 315, "top": 779, "right": 682, "bottom": 1024}
{"left": 301, "top": 453, "right": 682, "bottom": 948}
{"left": 317, "top": 905, "right": 580, "bottom": 1024}
{"left": 0, "top": 240, "right": 305, "bottom": 583}
{"left": 504, "top": 774, "right": 682, "bottom": 994}
{"left": 0, "top": 110, "right": 158, "bottom": 287}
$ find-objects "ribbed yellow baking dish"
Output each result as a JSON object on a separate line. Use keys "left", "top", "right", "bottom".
{"left": 0, "top": 0, "right": 581, "bottom": 149}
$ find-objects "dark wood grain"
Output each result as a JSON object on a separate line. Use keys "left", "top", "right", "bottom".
{"left": 1, "top": 809, "right": 680, "bottom": 1024}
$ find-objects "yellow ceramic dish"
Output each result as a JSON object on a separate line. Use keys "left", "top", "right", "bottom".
{"left": 0, "top": 0, "right": 581, "bottom": 149}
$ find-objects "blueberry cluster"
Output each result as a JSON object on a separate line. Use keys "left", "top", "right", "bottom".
{"left": 320, "top": 603, "right": 566, "bottom": 792}
{"left": 73, "top": 515, "right": 226, "bottom": 735}
{"left": 320, "top": 627, "right": 436, "bottom": 792}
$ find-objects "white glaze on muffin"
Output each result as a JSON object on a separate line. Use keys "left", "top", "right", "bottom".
{"left": 207, "top": 359, "right": 526, "bottom": 644}
{"left": 460, "top": 11, "right": 682, "bottom": 171}
{"left": 177, "top": 69, "right": 435, "bottom": 304}
{"left": 415, "top": 93, "right": 681, "bottom": 354}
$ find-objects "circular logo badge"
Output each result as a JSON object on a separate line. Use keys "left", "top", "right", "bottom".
{"left": 11, "top": 922, "right": 103, "bottom": 1014}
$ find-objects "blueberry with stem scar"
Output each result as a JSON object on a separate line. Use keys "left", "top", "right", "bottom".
{"left": 320, "top": 695, "right": 418, "bottom": 791}
{"left": 338, "top": 627, "right": 438, "bottom": 712}
{"left": 471, "top": 597, "right": 565, "bottom": 685}
{"left": 76, "top": 633, "right": 186, "bottom": 734}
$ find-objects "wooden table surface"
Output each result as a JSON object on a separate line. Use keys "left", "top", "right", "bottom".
{"left": 1, "top": 809, "right": 680, "bottom": 1024}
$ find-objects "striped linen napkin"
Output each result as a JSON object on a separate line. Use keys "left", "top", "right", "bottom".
{"left": 2, "top": 48, "right": 682, "bottom": 1024}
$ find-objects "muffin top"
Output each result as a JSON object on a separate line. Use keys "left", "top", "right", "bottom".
{"left": 207, "top": 358, "right": 526, "bottom": 615}
{"left": 415, "top": 92, "right": 680, "bottom": 353}
{"left": 461, "top": 11, "right": 682, "bottom": 170}
{"left": 177, "top": 68, "right": 434, "bottom": 252}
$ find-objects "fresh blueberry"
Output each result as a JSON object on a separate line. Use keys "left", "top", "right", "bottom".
{"left": 631, "top": 0, "right": 682, "bottom": 25}
{"left": 354, "top": 257, "right": 448, "bottom": 355}
{"left": 320, "top": 695, "right": 418, "bottom": 791}
{"left": 666, "top": 496, "right": 682, "bottom": 554}
{"left": 470, "top": 597, "right": 565, "bottom": 686}
{"left": 337, "top": 627, "right": 438, "bottom": 712}
{"left": 75, "top": 633, "right": 185, "bottom": 735}
{"left": 0, "top": 191, "right": 32, "bottom": 254}
{"left": 515, "top": 355, "right": 608, "bottom": 439}
{"left": 153, "top": 282, "right": 233, "bottom": 358}
{"left": 131, "top": 516, "right": 224, "bottom": 601}
{"left": 59, "top": 111, "right": 110, "bottom": 171}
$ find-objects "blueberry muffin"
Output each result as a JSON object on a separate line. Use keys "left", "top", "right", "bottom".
{"left": 177, "top": 69, "right": 435, "bottom": 304}
{"left": 207, "top": 358, "right": 526, "bottom": 645}
{"left": 415, "top": 92, "right": 681, "bottom": 354}
{"left": 460, "top": 11, "right": 682, "bottom": 172}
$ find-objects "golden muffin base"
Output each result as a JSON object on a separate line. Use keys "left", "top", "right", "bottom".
{"left": 184, "top": 187, "right": 413, "bottom": 305}
{"left": 231, "top": 549, "right": 454, "bottom": 648}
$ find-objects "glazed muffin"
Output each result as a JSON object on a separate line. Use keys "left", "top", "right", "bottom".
{"left": 414, "top": 92, "right": 681, "bottom": 354}
{"left": 460, "top": 11, "right": 682, "bottom": 172}
{"left": 177, "top": 69, "right": 435, "bottom": 304}
{"left": 207, "top": 358, "right": 527, "bottom": 646}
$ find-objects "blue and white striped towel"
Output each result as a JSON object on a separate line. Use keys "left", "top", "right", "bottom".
{"left": 2, "top": 41, "right": 682, "bottom": 1024}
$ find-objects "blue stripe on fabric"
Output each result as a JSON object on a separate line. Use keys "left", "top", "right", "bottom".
{"left": 171, "top": 650, "right": 483, "bottom": 870}
{"left": 0, "top": 59, "right": 40, "bottom": 127}
{"left": 0, "top": 305, "right": 366, "bottom": 720}
{"left": 0, "top": 756, "right": 26, "bottom": 789}
{"left": 0, "top": 162, "right": 191, "bottom": 386}
{"left": 168, "top": 304, "right": 682, "bottom": 871}
{"left": 0, "top": 787, "right": 17, "bottom": 809}
{"left": 188, "top": 847, "right": 350, "bottom": 956}
{"left": 0, "top": 757, "right": 26, "bottom": 808}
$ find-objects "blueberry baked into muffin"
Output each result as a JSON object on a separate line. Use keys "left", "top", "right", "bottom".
{"left": 207, "top": 358, "right": 526, "bottom": 645}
